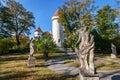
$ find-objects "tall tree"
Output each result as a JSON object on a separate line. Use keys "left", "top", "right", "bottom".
{"left": 0, "top": 0, "right": 35, "bottom": 46}
{"left": 95, "top": 5, "right": 119, "bottom": 54}
{"left": 58, "top": 0, "right": 96, "bottom": 49}
{"left": 116, "top": 0, "right": 120, "bottom": 33}
{"left": 95, "top": 5, "right": 118, "bottom": 40}
{"left": 0, "top": 6, "right": 13, "bottom": 38}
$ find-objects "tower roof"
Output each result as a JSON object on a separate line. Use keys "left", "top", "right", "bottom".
{"left": 35, "top": 27, "right": 42, "bottom": 32}
{"left": 53, "top": 10, "right": 59, "bottom": 17}
{"left": 43, "top": 31, "right": 51, "bottom": 35}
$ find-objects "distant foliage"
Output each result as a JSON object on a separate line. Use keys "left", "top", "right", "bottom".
{"left": 92, "top": 29, "right": 111, "bottom": 53}
{"left": 58, "top": 0, "right": 96, "bottom": 49}
{"left": 0, "top": 38, "right": 14, "bottom": 54}
{"left": 95, "top": 5, "right": 118, "bottom": 40}
{"left": 36, "top": 35, "right": 56, "bottom": 53}
{"left": 62, "top": 34, "right": 78, "bottom": 51}
{"left": 94, "top": 5, "right": 119, "bottom": 53}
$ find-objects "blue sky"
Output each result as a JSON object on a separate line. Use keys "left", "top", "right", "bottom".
{"left": 15, "top": 0, "right": 117, "bottom": 38}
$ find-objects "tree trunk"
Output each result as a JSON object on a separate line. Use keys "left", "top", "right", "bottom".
{"left": 16, "top": 34, "right": 20, "bottom": 47}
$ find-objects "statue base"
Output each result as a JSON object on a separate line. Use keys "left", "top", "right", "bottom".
{"left": 111, "top": 53, "right": 117, "bottom": 58}
{"left": 80, "top": 76, "right": 99, "bottom": 80}
{"left": 27, "top": 55, "right": 36, "bottom": 67}
{"left": 80, "top": 74, "right": 99, "bottom": 80}
{"left": 79, "top": 69, "right": 99, "bottom": 80}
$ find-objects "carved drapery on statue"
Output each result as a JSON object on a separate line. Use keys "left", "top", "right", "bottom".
{"left": 75, "top": 27, "right": 96, "bottom": 77}
{"left": 111, "top": 43, "right": 117, "bottom": 58}
{"left": 30, "top": 38, "right": 37, "bottom": 56}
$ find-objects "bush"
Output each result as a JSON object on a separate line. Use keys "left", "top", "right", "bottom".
{"left": 92, "top": 29, "right": 111, "bottom": 53}
{"left": 0, "top": 38, "right": 15, "bottom": 54}
{"left": 35, "top": 35, "right": 57, "bottom": 58}
{"left": 36, "top": 35, "right": 56, "bottom": 53}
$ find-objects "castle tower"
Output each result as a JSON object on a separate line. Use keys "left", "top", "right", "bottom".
{"left": 52, "top": 11, "right": 64, "bottom": 47}
{"left": 34, "top": 27, "right": 42, "bottom": 38}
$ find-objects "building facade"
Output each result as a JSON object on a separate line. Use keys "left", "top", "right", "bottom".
{"left": 52, "top": 11, "right": 64, "bottom": 47}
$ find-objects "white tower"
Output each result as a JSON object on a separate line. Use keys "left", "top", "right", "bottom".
{"left": 52, "top": 11, "right": 64, "bottom": 47}
{"left": 34, "top": 27, "right": 42, "bottom": 38}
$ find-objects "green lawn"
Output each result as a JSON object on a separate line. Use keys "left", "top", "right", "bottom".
{"left": 0, "top": 53, "right": 79, "bottom": 80}
{"left": 1, "top": 52, "right": 119, "bottom": 80}
{"left": 65, "top": 53, "right": 120, "bottom": 71}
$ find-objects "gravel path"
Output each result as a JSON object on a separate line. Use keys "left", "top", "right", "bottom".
{"left": 45, "top": 53, "right": 120, "bottom": 80}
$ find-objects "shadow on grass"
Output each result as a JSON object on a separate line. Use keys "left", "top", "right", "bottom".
{"left": 0, "top": 70, "right": 78, "bottom": 80}
{"left": 0, "top": 55, "right": 28, "bottom": 62}
{"left": 0, "top": 71, "right": 12, "bottom": 75}
{"left": 0, "top": 71, "right": 36, "bottom": 80}
{"left": 36, "top": 74, "right": 79, "bottom": 80}
{"left": 35, "top": 64, "right": 46, "bottom": 67}
{"left": 112, "top": 75, "right": 120, "bottom": 80}
{"left": 0, "top": 52, "right": 66, "bottom": 61}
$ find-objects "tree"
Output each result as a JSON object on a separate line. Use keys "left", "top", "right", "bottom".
{"left": 95, "top": 5, "right": 119, "bottom": 53}
{"left": 12, "top": 35, "right": 30, "bottom": 48}
{"left": 95, "top": 5, "right": 118, "bottom": 40}
{"left": 0, "top": 6, "right": 13, "bottom": 38}
{"left": 0, "top": 0, "right": 35, "bottom": 47}
{"left": 58, "top": 0, "right": 96, "bottom": 49}
{"left": 36, "top": 34, "right": 56, "bottom": 58}
{"left": 116, "top": 0, "right": 120, "bottom": 30}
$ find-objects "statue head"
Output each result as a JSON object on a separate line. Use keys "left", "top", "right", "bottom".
{"left": 83, "top": 26, "right": 89, "bottom": 32}
{"left": 30, "top": 38, "right": 36, "bottom": 43}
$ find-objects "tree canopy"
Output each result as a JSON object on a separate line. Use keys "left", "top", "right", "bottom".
{"left": 0, "top": 0, "right": 35, "bottom": 46}
{"left": 58, "top": 0, "right": 96, "bottom": 49}
{"left": 95, "top": 5, "right": 118, "bottom": 40}
{"left": 58, "top": 0, "right": 120, "bottom": 52}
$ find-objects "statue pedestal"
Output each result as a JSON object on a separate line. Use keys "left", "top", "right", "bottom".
{"left": 79, "top": 69, "right": 99, "bottom": 80}
{"left": 111, "top": 53, "right": 116, "bottom": 58}
{"left": 27, "top": 56, "right": 36, "bottom": 67}
{"left": 80, "top": 74, "right": 99, "bottom": 80}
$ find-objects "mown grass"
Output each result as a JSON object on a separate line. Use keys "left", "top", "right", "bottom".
{"left": 0, "top": 53, "right": 79, "bottom": 80}
{"left": 65, "top": 53, "right": 120, "bottom": 71}
{"left": 64, "top": 59, "right": 80, "bottom": 68}
{"left": 95, "top": 53, "right": 120, "bottom": 60}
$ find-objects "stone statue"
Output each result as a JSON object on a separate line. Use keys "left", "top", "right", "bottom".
{"left": 27, "top": 38, "right": 36, "bottom": 67}
{"left": 75, "top": 27, "right": 99, "bottom": 80}
{"left": 30, "top": 38, "right": 36, "bottom": 56}
{"left": 111, "top": 43, "right": 117, "bottom": 58}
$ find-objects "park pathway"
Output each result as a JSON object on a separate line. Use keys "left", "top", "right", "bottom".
{"left": 45, "top": 52, "right": 120, "bottom": 80}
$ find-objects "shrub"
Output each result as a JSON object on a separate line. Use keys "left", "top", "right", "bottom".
{"left": 36, "top": 35, "right": 56, "bottom": 53}
{"left": 92, "top": 29, "right": 111, "bottom": 53}
{"left": 0, "top": 38, "right": 15, "bottom": 54}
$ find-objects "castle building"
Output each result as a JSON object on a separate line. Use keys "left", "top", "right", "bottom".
{"left": 34, "top": 27, "right": 51, "bottom": 38}
{"left": 34, "top": 27, "right": 42, "bottom": 38}
{"left": 52, "top": 11, "right": 64, "bottom": 47}
{"left": 34, "top": 11, "right": 65, "bottom": 47}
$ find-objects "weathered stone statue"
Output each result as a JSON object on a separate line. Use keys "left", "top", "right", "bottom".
{"left": 111, "top": 43, "right": 117, "bottom": 58}
{"left": 75, "top": 27, "right": 99, "bottom": 80}
{"left": 27, "top": 38, "right": 36, "bottom": 67}
{"left": 30, "top": 38, "right": 36, "bottom": 56}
